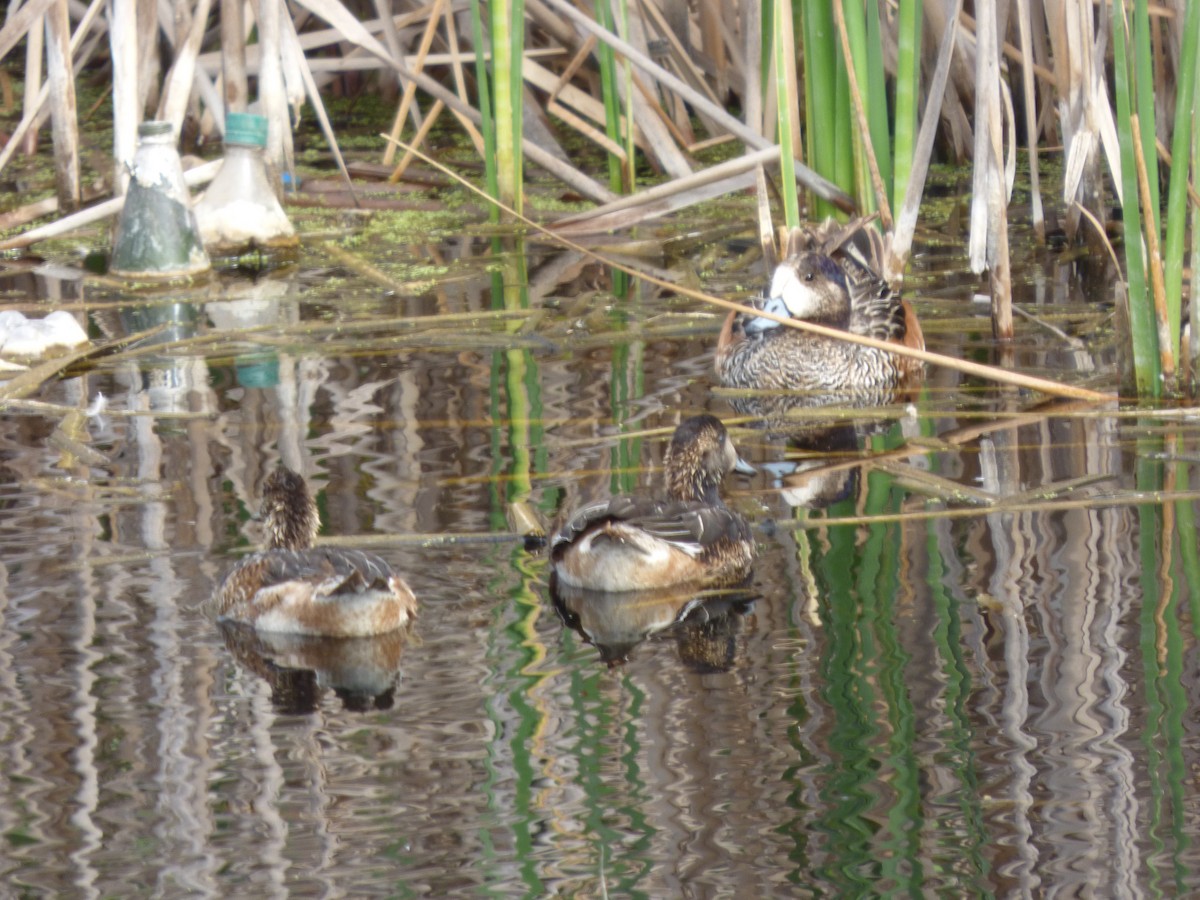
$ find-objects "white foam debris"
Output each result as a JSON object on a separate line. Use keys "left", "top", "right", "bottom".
{"left": 0, "top": 310, "right": 89, "bottom": 359}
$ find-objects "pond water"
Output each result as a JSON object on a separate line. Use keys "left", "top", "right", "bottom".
{"left": 2, "top": 215, "right": 1200, "bottom": 898}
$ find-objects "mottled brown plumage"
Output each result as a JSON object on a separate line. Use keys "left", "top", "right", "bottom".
{"left": 550, "top": 416, "right": 755, "bottom": 593}
{"left": 715, "top": 220, "right": 924, "bottom": 411}
{"left": 212, "top": 467, "right": 417, "bottom": 637}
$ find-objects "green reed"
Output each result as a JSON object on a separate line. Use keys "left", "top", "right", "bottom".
{"left": 1112, "top": 0, "right": 1161, "bottom": 396}
{"left": 470, "top": 0, "right": 524, "bottom": 216}
{"left": 1110, "top": 0, "right": 1199, "bottom": 397}
{"left": 468, "top": 0, "right": 499, "bottom": 219}
{"left": 1163, "top": 0, "right": 1199, "bottom": 378}
{"left": 594, "top": 0, "right": 627, "bottom": 195}
{"left": 799, "top": 1, "right": 852, "bottom": 220}
{"left": 797, "top": 0, "right": 923, "bottom": 228}
{"left": 891, "top": 0, "right": 922, "bottom": 220}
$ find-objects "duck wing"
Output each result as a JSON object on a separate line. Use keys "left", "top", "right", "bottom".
{"left": 249, "top": 548, "right": 397, "bottom": 597}
{"left": 552, "top": 496, "right": 747, "bottom": 557}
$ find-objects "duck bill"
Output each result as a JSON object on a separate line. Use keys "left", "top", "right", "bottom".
{"left": 734, "top": 455, "right": 756, "bottom": 476}
{"left": 742, "top": 295, "right": 789, "bottom": 336}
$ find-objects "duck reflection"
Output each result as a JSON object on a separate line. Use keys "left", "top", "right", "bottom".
{"left": 219, "top": 620, "right": 410, "bottom": 713}
{"left": 550, "top": 575, "right": 756, "bottom": 670}
{"left": 749, "top": 421, "right": 865, "bottom": 510}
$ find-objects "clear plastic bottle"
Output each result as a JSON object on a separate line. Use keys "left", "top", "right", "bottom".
{"left": 194, "top": 113, "right": 298, "bottom": 257}
{"left": 110, "top": 120, "right": 211, "bottom": 280}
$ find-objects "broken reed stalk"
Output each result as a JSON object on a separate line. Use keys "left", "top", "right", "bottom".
{"left": 383, "top": 135, "right": 1115, "bottom": 404}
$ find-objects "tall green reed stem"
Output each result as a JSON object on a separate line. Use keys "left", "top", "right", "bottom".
{"left": 482, "top": 0, "right": 524, "bottom": 214}
{"left": 468, "top": 0, "right": 500, "bottom": 220}
{"left": 800, "top": 1, "right": 852, "bottom": 219}
{"left": 1164, "top": 0, "right": 1199, "bottom": 370}
{"left": 1111, "top": 0, "right": 1160, "bottom": 397}
{"left": 891, "top": 0, "right": 922, "bottom": 218}
{"left": 838, "top": 0, "right": 891, "bottom": 214}
{"left": 595, "top": 0, "right": 630, "bottom": 194}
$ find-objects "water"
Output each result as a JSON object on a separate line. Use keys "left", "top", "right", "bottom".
{"left": 1, "top": 228, "right": 1198, "bottom": 898}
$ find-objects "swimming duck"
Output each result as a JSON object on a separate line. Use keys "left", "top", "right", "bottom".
{"left": 550, "top": 415, "right": 755, "bottom": 593}
{"left": 715, "top": 220, "right": 924, "bottom": 408}
{"left": 212, "top": 467, "right": 417, "bottom": 637}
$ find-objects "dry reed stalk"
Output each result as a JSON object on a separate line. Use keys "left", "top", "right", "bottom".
{"left": 258, "top": 0, "right": 295, "bottom": 172}
{"left": 527, "top": 53, "right": 639, "bottom": 158}
{"left": 110, "top": 0, "right": 139, "bottom": 195}
{"left": 0, "top": 0, "right": 55, "bottom": 61}
{"left": 1015, "top": 0, "right": 1046, "bottom": 242}
{"left": 787, "top": 489, "right": 1200, "bottom": 531}
{"left": 157, "top": 0, "right": 213, "bottom": 133}
{"left": 438, "top": 0, "right": 486, "bottom": 154}
{"left": 612, "top": 2, "right": 693, "bottom": 179}
{"left": 887, "top": 0, "right": 961, "bottom": 282}
{"left": 740, "top": 0, "right": 763, "bottom": 137}
{"left": 21, "top": 6, "right": 44, "bottom": 157}
{"left": 388, "top": 98, "right": 445, "bottom": 182}
{"left": 135, "top": 0, "right": 159, "bottom": 114}
{"left": 382, "top": 0, "right": 445, "bottom": 167}
{"left": 371, "top": 0, "right": 406, "bottom": 108}
{"left": 0, "top": 0, "right": 104, "bottom": 182}
{"left": 968, "top": 0, "right": 1013, "bottom": 339}
{"left": 538, "top": 0, "right": 852, "bottom": 210}
{"left": 385, "top": 51, "right": 615, "bottom": 202}
{"left": 46, "top": 0, "right": 80, "bottom": 210}
{"left": 553, "top": 145, "right": 780, "bottom": 234}
{"left": 1050, "top": 0, "right": 1122, "bottom": 239}
{"left": 635, "top": 0, "right": 722, "bottom": 137}
{"left": 220, "top": 0, "right": 248, "bottom": 112}
{"left": 278, "top": 3, "right": 357, "bottom": 194}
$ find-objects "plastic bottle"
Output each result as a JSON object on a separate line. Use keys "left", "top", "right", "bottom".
{"left": 194, "top": 113, "right": 298, "bottom": 257}
{"left": 109, "top": 120, "right": 211, "bottom": 280}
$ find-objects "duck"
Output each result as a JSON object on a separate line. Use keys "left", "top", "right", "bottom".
{"left": 715, "top": 219, "right": 924, "bottom": 408}
{"left": 212, "top": 467, "right": 417, "bottom": 637}
{"left": 550, "top": 415, "right": 756, "bottom": 593}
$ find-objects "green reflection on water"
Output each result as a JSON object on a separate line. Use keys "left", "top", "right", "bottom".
{"left": 608, "top": 303, "right": 644, "bottom": 496}
{"left": 483, "top": 240, "right": 558, "bottom": 896}
{"left": 803, "top": 432, "right": 927, "bottom": 895}
{"left": 1136, "top": 432, "right": 1193, "bottom": 896}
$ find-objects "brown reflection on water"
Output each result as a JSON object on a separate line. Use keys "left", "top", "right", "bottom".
{"left": 551, "top": 577, "right": 757, "bottom": 668}
{"left": 0, "top": 233, "right": 1197, "bottom": 896}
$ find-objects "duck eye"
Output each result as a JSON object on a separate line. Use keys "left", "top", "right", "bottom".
{"left": 803, "top": 271, "right": 814, "bottom": 282}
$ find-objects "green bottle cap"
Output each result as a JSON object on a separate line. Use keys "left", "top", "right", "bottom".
{"left": 224, "top": 113, "right": 268, "bottom": 148}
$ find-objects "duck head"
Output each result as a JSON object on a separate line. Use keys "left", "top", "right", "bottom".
{"left": 744, "top": 252, "right": 851, "bottom": 336}
{"left": 262, "top": 467, "right": 320, "bottom": 551}
{"left": 664, "top": 415, "right": 755, "bottom": 504}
